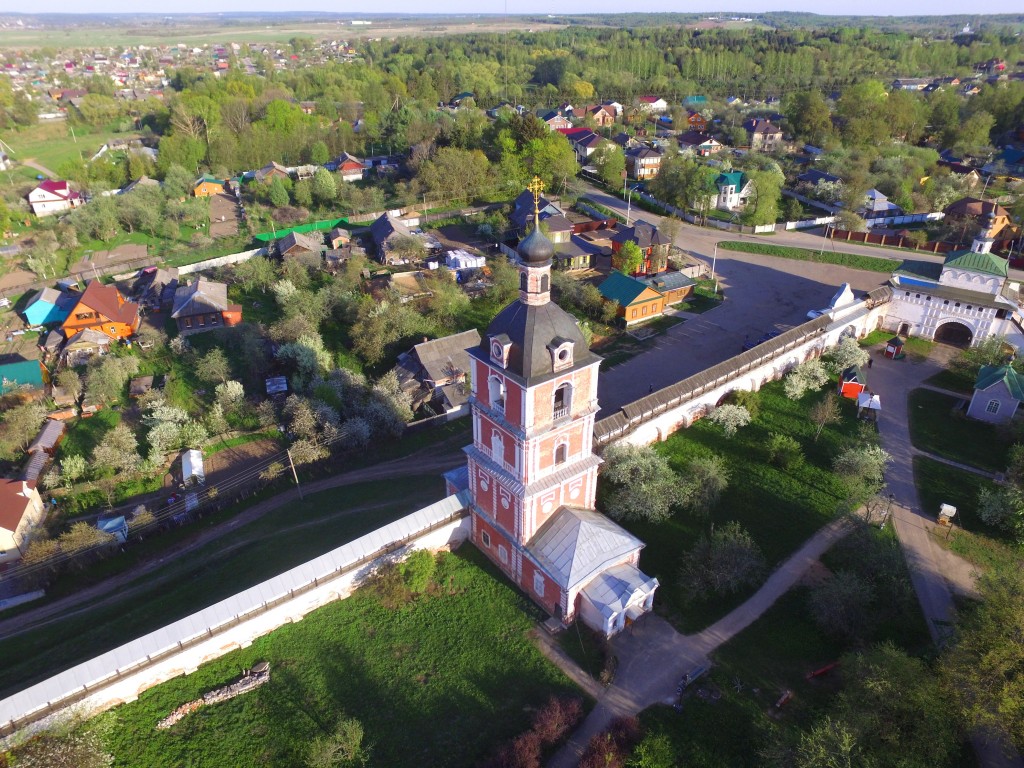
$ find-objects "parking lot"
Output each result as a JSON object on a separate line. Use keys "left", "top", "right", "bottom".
{"left": 597, "top": 250, "right": 889, "bottom": 415}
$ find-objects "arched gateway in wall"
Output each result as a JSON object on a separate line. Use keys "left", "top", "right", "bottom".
{"left": 933, "top": 320, "right": 974, "bottom": 348}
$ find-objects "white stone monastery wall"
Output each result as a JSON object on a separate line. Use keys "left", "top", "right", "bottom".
{"left": 598, "top": 296, "right": 890, "bottom": 449}
{"left": 0, "top": 497, "right": 471, "bottom": 739}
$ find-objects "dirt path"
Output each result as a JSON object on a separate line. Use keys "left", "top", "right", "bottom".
{"left": 0, "top": 446, "right": 464, "bottom": 642}
{"left": 20, "top": 159, "right": 56, "bottom": 179}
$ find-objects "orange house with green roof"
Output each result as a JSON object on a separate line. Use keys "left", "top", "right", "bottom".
{"left": 192, "top": 174, "right": 226, "bottom": 197}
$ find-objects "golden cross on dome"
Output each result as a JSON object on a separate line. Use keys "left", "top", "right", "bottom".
{"left": 527, "top": 176, "right": 545, "bottom": 217}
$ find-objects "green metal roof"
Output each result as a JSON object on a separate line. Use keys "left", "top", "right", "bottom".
{"left": 598, "top": 271, "right": 658, "bottom": 306}
{"left": 974, "top": 365, "right": 1024, "bottom": 401}
{"left": 943, "top": 249, "right": 1008, "bottom": 278}
{"left": 0, "top": 360, "right": 44, "bottom": 393}
{"left": 194, "top": 174, "right": 223, "bottom": 186}
{"left": 716, "top": 171, "right": 745, "bottom": 188}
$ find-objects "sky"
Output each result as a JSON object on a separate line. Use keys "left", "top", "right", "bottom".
{"left": 8, "top": 2, "right": 1024, "bottom": 16}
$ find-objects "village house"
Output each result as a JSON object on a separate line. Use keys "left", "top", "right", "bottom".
{"left": 21, "top": 287, "right": 77, "bottom": 326}
{"left": 714, "top": 171, "right": 754, "bottom": 212}
{"left": 611, "top": 220, "right": 672, "bottom": 276}
{"left": 967, "top": 365, "right": 1024, "bottom": 423}
{"left": 509, "top": 189, "right": 573, "bottom": 244}
{"left": 331, "top": 152, "right": 367, "bottom": 182}
{"left": 132, "top": 266, "right": 180, "bottom": 311}
{"left": 540, "top": 110, "right": 572, "bottom": 131}
{"left": 170, "top": 278, "right": 243, "bottom": 336}
{"left": 453, "top": 182, "right": 658, "bottom": 636}
{"left": 394, "top": 329, "right": 481, "bottom": 416}
{"left": 275, "top": 230, "right": 324, "bottom": 261}
{"left": 625, "top": 145, "right": 662, "bottom": 180}
{"left": 743, "top": 118, "right": 784, "bottom": 152}
{"left": 253, "top": 161, "right": 291, "bottom": 184}
{"left": 636, "top": 96, "right": 668, "bottom": 113}
{"left": 638, "top": 271, "right": 695, "bottom": 306}
{"left": 61, "top": 328, "right": 112, "bottom": 366}
{"left": 598, "top": 271, "right": 666, "bottom": 325}
{"left": 678, "top": 131, "right": 723, "bottom": 157}
{"left": 943, "top": 198, "right": 1012, "bottom": 238}
{"left": 686, "top": 110, "right": 708, "bottom": 132}
{"left": 61, "top": 281, "right": 140, "bottom": 341}
{"left": 27, "top": 180, "right": 83, "bottom": 217}
{"left": 192, "top": 174, "right": 225, "bottom": 197}
{"left": 369, "top": 213, "right": 415, "bottom": 265}
{"left": 580, "top": 104, "right": 616, "bottom": 127}
{"left": 0, "top": 479, "right": 46, "bottom": 566}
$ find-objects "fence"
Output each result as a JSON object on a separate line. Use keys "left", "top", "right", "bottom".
{"left": 829, "top": 229, "right": 954, "bottom": 253}
{"left": 252, "top": 218, "right": 347, "bottom": 243}
{"left": 0, "top": 493, "right": 471, "bottom": 738}
{"left": 863, "top": 212, "right": 944, "bottom": 228}
{"left": 177, "top": 247, "right": 265, "bottom": 275}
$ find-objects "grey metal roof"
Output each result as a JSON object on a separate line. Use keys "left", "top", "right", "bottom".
{"left": 369, "top": 214, "right": 411, "bottom": 247}
{"left": 580, "top": 563, "right": 659, "bottom": 619}
{"left": 475, "top": 300, "right": 598, "bottom": 384}
{"left": 640, "top": 270, "right": 696, "bottom": 292}
{"left": 171, "top": 279, "right": 230, "bottom": 318}
{"left": 528, "top": 507, "right": 644, "bottom": 591}
{"left": 0, "top": 492, "right": 470, "bottom": 732}
{"left": 26, "top": 420, "right": 65, "bottom": 454}
{"left": 414, "top": 329, "right": 481, "bottom": 384}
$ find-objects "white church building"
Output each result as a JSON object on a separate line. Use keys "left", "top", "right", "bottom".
{"left": 884, "top": 224, "right": 1023, "bottom": 348}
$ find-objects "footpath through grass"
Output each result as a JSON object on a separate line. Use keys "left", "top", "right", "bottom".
{"left": 907, "top": 388, "right": 1012, "bottom": 472}
{"left": 638, "top": 522, "right": 937, "bottom": 768}
{"left": 0, "top": 475, "right": 445, "bottom": 697}
{"left": 100, "top": 549, "right": 579, "bottom": 768}
{"left": 717, "top": 240, "right": 900, "bottom": 273}
{"left": 913, "top": 456, "right": 1022, "bottom": 573}
{"left": 621, "top": 381, "right": 862, "bottom": 632}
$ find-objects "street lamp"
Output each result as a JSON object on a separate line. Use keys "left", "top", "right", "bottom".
{"left": 711, "top": 243, "right": 718, "bottom": 295}
{"left": 880, "top": 493, "right": 895, "bottom": 528}
{"left": 625, "top": 184, "right": 642, "bottom": 226}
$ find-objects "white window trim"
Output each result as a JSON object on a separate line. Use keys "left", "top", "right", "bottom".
{"left": 986, "top": 399, "right": 1000, "bottom": 415}
{"left": 533, "top": 572, "right": 545, "bottom": 597}
{"left": 480, "top": 530, "right": 491, "bottom": 548}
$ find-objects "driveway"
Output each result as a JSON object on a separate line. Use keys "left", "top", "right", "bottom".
{"left": 598, "top": 250, "right": 887, "bottom": 414}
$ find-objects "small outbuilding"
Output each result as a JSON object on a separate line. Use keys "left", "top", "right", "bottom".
{"left": 967, "top": 365, "right": 1024, "bottom": 424}
{"left": 883, "top": 336, "right": 904, "bottom": 359}
{"left": 97, "top": 515, "right": 129, "bottom": 544}
{"left": 856, "top": 391, "right": 881, "bottom": 421}
{"left": 839, "top": 366, "right": 867, "bottom": 400}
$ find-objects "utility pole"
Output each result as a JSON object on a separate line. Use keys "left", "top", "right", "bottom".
{"left": 287, "top": 449, "right": 303, "bottom": 500}
{"left": 711, "top": 243, "right": 718, "bottom": 295}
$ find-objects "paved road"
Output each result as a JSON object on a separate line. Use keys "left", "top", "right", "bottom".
{"left": 846, "top": 344, "right": 1023, "bottom": 768}
{"left": 581, "top": 182, "right": 1024, "bottom": 281}
{"left": 597, "top": 249, "right": 886, "bottom": 415}
{"left": 546, "top": 518, "right": 852, "bottom": 768}
{"left": 0, "top": 446, "right": 464, "bottom": 643}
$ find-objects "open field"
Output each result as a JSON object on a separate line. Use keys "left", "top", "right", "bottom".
{"left": 1, "top": 122, "right": 135, "bottom": 186}
{"left": 717, "top": 240, "right": 901, "bottom": 273}
{"left": 618, "top": 380, "right": 863, "bottom": 632}
{"left": 99, "top": 548, "right": 577, "bottom": 768}
{"left": 0, "top": 17, "right": 571, "bottom": 48}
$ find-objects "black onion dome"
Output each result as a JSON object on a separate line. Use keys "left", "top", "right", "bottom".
{"left": 518, "top": 225, "right": 554, "bottom": 264}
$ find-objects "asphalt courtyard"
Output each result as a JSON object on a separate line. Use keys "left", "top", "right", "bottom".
{"left": 597, "top": 250, "right": 888, "bottom": 415}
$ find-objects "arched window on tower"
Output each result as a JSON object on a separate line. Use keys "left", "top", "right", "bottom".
{"left": 554, "top": 443, "right": 568, "bottom": 465}
{"left": 541, "top": 274, "right": 549, "bottom": 292}
{"left": 553, "top": 383, "right": 572, "bottom": 420}
{"left": 488, "top": 376, "right": 506, "bottom": 413}
{"left": 520, "top": 272, "right": 527, "bottom": 292}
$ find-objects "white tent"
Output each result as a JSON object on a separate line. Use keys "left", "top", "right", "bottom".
{"left": 857, "top": 392, "right": 881, "bottom": 420}
{"left": 181, "top": 449, "right": 205, "bottom": 486}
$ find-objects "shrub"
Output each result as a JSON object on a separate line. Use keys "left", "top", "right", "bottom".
{"left": 400, "top": 550, "right": 437, "bottom": 594}
{"left": 808, "top": 570, "right": 874, "bottom": 640}
{"left": 766, "top": 432, "right": 803, "bottom": 469}
{"left": 706, "top": 404, "right": 751, "bottom": 438}
{"left": 679, "top": 522, "right": 766, "bottom": 601}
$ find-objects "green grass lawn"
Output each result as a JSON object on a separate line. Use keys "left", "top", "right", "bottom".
{"left": 717, "top": 240, "right": 900, "bottom": 273}
{"left": 56, "top": 409, "right": 121, "bottom": 461}
{"left": 913, "top": 456, "right": 1022, "bottom": 572}
{"left": 98, "top": 548, "right": 577, "bottom": 768}
{"left": 907, "top": 389, "right": 1012, "bottom": 472}
{"left": 4, "top": 122, "right": 134, "bottom": 177}
{"left": 0, "top": 475, "right": 447, "bottom": 698}
{"left": 925, "top": 367, "right": 976, "bottom": 395}
{"left": 858, "top": 328, "right": 934, "bottom": 360}
{"left": 620, "top": 381, "right": 862, "bottom": 632}
{"left": 638, "top": 524, "right": 935, "bottom": 768}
